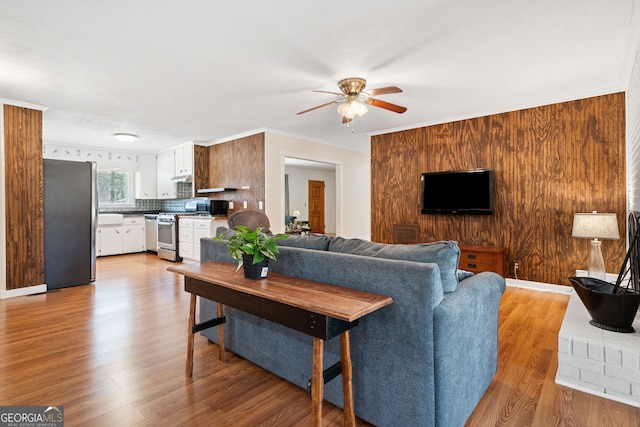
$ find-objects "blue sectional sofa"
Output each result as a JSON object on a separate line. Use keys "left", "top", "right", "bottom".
{"left": 199, "top": 232, "right": 505, "bottom": 427}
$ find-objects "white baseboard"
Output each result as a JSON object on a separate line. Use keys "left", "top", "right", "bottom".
{"left": 505, "top": 278, "right": 573, "bottom": 295}
{"left": 0, "top": 284, "right": 47, "bottom": 299}
{"left": 506, "top": 269, "right": 621, "bottom": 295}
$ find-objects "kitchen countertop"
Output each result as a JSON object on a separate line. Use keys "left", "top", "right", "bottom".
{"left": 99, "top": 211, "right": 160, "bottom": 216}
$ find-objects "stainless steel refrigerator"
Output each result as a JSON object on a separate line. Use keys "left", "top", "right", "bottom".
{"left": 44, "top": 159, "right": 98, "bottom": 290}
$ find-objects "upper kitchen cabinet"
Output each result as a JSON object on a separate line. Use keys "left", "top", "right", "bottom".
{"left": 174, "top": 142, "right": 194, "bottom": 178}
{"left": 157, "top": 149, "right": 176, "bottom": 199}
{"left": 43, "top": 144, "right": 79, "bottom": 160}
{"left": 136, "top": 153, "right": 157, "bottom": 199}
{"left": 80, "top": 148, "right": 136, "bottom": 170}
{"left": 156, "top": 142, "right": 201, "bottom": 199}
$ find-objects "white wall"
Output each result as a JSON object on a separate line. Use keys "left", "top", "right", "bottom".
{"left": 628, "top": 41, "right": 640, "bottom": 217}
{"left": 264, "top": 132, "right": 370, "bottom": 239}
{"left": 285, "top": 164, "right": 336, "bottom": 234}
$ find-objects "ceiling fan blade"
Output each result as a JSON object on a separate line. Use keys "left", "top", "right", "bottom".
{"left": 366, "top": 86, "right": 403, "bottom": 96}
{"left": 297, "top": 100, "right": 340, "bottom": 115}
{"left": 312, "top": 90, "right": 346, "bottom": 96}
{"left": 365, "top": 98, "right": 407, "bottom": 114}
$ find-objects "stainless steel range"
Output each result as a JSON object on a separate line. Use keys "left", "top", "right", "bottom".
{"left": 157, "top": 201, "right": 212, "bottom": 261}
{"left": 157, "top": 212, "right": 181, "bottom": 261}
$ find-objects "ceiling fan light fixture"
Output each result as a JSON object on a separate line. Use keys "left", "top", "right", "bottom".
{"left": 113, "top": 133, "right": 138, "bottom": 142}
{"left": 337, "top": 100, "right": 368, "bottom": 119}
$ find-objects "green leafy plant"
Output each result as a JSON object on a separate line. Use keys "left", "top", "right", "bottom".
{"left": 214, "top": 225, "right": 289, "bottom": 270}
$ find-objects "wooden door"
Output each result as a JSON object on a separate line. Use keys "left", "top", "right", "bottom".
{"left": 308, "top": 180, "right": 325, "bottom": 234}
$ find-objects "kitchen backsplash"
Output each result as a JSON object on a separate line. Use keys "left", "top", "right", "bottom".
{"left": 99, "top": 199, "right": 161, "bottom": 213}
{"left": 99, "top": 197, "right": 210, "bottom": 213}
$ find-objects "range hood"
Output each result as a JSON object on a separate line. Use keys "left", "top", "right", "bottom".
{"left": 171, "top": 174, "right": 193, "bottom": 182}
{"left": 196, "top": 187, "right": 237, "bottom": 194}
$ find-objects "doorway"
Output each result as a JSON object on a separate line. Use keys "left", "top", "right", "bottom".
{"left": 284, "top": 157, "right": 336, "bottom": 235}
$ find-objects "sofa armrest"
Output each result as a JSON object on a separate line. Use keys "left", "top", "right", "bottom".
{"left": 432, "top": 271, "right": 506, "bottom": 427}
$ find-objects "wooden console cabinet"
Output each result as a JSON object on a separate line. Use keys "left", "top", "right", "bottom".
{"left": 458, "top": 245, "right": 506, "bottom": 277}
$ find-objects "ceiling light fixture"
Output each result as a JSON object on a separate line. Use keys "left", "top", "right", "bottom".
{"left": 113, "top": 133, "right": 138, "bottom": 142}
{"left": 337, "top": 98, "right": 368, "bottom": 119}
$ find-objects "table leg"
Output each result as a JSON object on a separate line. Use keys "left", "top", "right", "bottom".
{"left": 341, "top": 331, "right": 355, "bottom": 427}
{"left": 186, "top": 293, "right": 196, "bottom": 377}
{"left": 311, "top": 337, "right": 324, "bottom": 427}
{"left": 216, "top": 302, "right": 227, "bottom": 362}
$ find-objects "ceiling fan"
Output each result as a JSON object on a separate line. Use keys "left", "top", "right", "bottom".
{"left": 297, "top": 77, "right": 407, "bottom": 123}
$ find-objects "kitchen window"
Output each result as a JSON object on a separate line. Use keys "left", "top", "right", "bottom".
{"left": 98, "top": 169, "right": 135, "bottom": 207}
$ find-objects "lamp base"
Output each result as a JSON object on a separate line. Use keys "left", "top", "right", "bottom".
{"left": 587, "top": 239, "right": 606, "bottom": 280}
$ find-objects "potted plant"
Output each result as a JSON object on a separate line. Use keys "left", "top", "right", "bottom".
{"left": 215, "top": 225, "right": 288, "bottom": 279}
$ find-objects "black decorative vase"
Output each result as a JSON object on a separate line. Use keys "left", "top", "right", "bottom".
{"left": 569, "top": 276, "right": 640, "bottom": 333}
{"left": 242, "top": 254, "right": 269, "bottom": 280}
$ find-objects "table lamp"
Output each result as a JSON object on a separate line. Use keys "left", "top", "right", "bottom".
{"left": 572, "top": 211, "right": 620, "bottom": 280}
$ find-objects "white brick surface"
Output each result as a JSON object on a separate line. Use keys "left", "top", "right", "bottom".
{"left": 573, "top": 339, "right": 587, "bottom": 358}
{"left": 588, "top": 342, "right": 604, "bottom": 361}
{"left": 557, "top": 364, "right": 580, "bottom": 380}
{"left": 558, "top": 352, "right": 603, "bottom": 374}
{"left": 558, "top": 336, "right": 572, "bottom": 354}
{"left": 604, "top": 364, "right": 640, "bottom": 384}
{"left": 555, "top": 292, "right": 640, "bottom": 408}
{"left": 605, "top": 347, "right": 622, "bottom": 366}
{"left": 622, "top": 350, "right": 640, "bottom": 370}
{"left": 632, "top": 383, "right": 640, "bottom": 397}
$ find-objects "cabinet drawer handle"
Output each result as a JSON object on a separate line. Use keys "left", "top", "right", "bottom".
{"left": 467, "top": 263, "right": 477, "bottom": 269}
{"left": 467, "top": 254, "right": 476, "bottom": 259}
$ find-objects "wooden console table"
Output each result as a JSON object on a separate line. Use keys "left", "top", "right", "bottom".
{"left": 168, "top": 261, "right": 393, "bottom": 427}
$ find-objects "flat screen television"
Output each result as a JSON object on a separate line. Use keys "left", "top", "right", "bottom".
{"left": 421, "top": 169, "right": 494, "bottom": 215}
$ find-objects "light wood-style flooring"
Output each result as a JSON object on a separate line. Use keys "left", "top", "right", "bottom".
{"left": 1, "top": 253, "right": 639, "bottom": 426}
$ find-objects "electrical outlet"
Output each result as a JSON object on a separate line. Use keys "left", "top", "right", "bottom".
{"left": 243, "top": 200, "right": 247, "bottom": 209}
{"left": 514, "top": 262, "right": 519, "bottom": 270}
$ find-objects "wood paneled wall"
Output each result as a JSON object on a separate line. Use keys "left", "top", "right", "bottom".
{"left": 371, "top": 93, "right": 626, "bottom": 285}
{"left": 193, "top": 144, "right": 209, "bottom": 193}
{"left": 4, "top": 105, "right": 44, "bottom": 289}
{"left": 207, "top": 133, "right": 265, "bottom": 214}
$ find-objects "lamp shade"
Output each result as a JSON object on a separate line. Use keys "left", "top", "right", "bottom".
{"left": 572, "top": 212, "right": 620, "bottom": 240}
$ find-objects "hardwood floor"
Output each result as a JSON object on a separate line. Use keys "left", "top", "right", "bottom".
{"left": 1, "top": 253, "right": 638, "bottom": 426}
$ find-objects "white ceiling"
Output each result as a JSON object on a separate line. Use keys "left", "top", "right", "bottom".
{"left": 1, "top": 1, "right": 639, "bottom": 153}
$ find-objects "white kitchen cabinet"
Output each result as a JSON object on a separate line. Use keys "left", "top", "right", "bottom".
{"left": 178, "top": 218, "right": 195, "bottom": 260}
{"left": 174, "top": 143, "right": 194, "bottom": 177}
{"left": 43, "top": 144, "right": 79, "bottom": 161}
{"left": 136, "top": 153, "right": 157, "bottom": 199}
{"left": 122, "top": 216, "right": 145, "bottom": 253}
{"left": 97, "top": 216, "right": 145, "bottom": 256}
{"left": 80, "top": 148, "right": 110, "bottom": 165}
{"left": 156, "top": 149, "right": 176, "bottom": 199}
{"left": 97, "top": 226, "right": 122, "bottom": 256}
{"left": 178, "top": 218, "right": 227, "bottom": 261}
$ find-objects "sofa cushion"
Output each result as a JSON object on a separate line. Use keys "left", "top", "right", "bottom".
{"left": 457, "top": 269, "right": 474, "bottom": 281}
{"left": 276, "top": 233, "right": 333, "bottom": 250}
{"left": 215, "top": 226, "right": 236, "bottom": 238}
{"left": 328, "top": 237, "right": 461, "bottom": 292}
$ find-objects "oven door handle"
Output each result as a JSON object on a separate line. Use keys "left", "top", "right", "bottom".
{"left": 157, "top": 220, "right": 175, "bottom": 226}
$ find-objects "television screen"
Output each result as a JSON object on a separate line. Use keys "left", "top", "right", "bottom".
{"left": 421, "top": 169, "right": 494, "bottom": 215}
